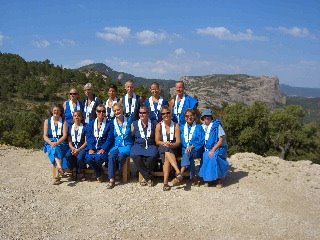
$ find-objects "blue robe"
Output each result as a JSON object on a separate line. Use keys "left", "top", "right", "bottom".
{"left": 171, "top": 95, "right": 198, "bottom": 126}
{"left": 65, "top": 125, "right": 87, "bottom": 172}
{"left": 64, "top": 100, "right": 84, "bottom": 127}
{"left": 130, "top": 120, "right": 159, "bottom": 157}
{"left": 180, "top": 122, "right": 204, "bottom": 179}
{"left": 43, "top": 118, "right": 69, "bottom": 168}
{"left": 199, "top": 119, "right": 229, "bottom": 181}
{"left": 83, "top": 95, "right": 102, "bottom": 124}
{"left": 122, "top": 94, "right": 141, "bottom": 121}
{"left": 144, "top": 97, "right": 169, "bottom": 122}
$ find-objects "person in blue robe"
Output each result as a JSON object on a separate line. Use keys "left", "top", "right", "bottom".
{"left": 105, "top": 84, "right": 119, "bottom": 120}
{"left": 120, "top": 80, "right": 142, "bottom": 121}
{"left": 83, "top": 83, "right": 102, "bottom": 125}
{"left": 85, "top": 104, "right": 114, "bottom": 182}
{"left": 170, "top": 81, "right": 198, "bottom": 126}
{"left": 64, "top": 88, "right": 84, "bottom": 127}
{"left": 179, "top": 108, "right": 204, "bottom": 185}
{"left": 65, "top": 111, "right": 87, "bottom": 180}
{"left": 43, "top": 103, "right": 69, "bottom": 185}
{"left": 144, "top": 82, "right": 169, "bottom": 122}
{"left": 106, "top": 103, "right": 133, "bottom": 189}
{"left": 199, "top": 109, "right": 228, "bottom": 188}
{"left": 130, "top": 106, "right": 159, "bottom": 187}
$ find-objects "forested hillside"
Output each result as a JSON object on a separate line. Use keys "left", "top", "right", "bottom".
{"left": 0, "top": 53, "right": 319, "bottom": 163}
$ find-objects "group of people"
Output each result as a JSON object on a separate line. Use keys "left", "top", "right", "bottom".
{"left": 43, "top": 80, "right": 229, "bottom": 190}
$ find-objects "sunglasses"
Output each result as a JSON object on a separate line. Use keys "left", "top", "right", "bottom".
{"left": 69, "top": 93, "right": 78, "bottom": 95}
{"left": 139, "top": 111, "right": 147, "bottom": 114}
{"left": 161, "top": 112, "right": 171, "bottom": 116}
{"left": 96, "top": 110, "right": 106, "bottom": 113}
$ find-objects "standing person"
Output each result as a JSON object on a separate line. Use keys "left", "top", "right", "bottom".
{"left": 179, "top": 108, "right": 204, "bottom": 186}
{"left": 43, "top": 103, "right": 69, "bottom": 185}
{"left": 65, "top": 111, "right": 87, "bottom": 181}
{"left": 83, "top": 83, "right": 102, "bottom": 125}
{"left": 64, "top": 88, "right": 83, "bottom": 127}
{"left": 106, "top": 103, "right": 133, "bottom": 189}
{"left": 155, "top": 105, "right": 182, "bottom": 191}
{"left": 85, "top": 104, "right": 114, "bottom": 182}
{"left": 199, "top": 109, "right": 228, "bottom": 188}
{"left": 105, "top": 84, "right": 119, "bottom": 120}
{"left": 121, "top": 79, "right": 141, "bottom": 121}
{"left": 130, "top": 106, "right": 159, "bottom": 187}
{"left": 170, "top": 81, "right": 198, "bottom": 126}
{"left": 144, "top": 82, "right": 168, "bottom": 122}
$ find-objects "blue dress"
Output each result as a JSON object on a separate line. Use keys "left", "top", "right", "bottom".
{"left": 144, "top": 97, "right": 169, "bottom": 122}
{"left": 43, "top": 117, "right": 69, "bottom": 168}
{"left": 85, "top": 119, "right": 114, "bottom": 177}
{"left": 83, "top": 95, "right": 102, "bottom": 124}
{"left": 65, "top": 124, "right": 87, "bottom": 173}
{"left": 171, "top": 95, "right": 198, "bottom": 126}
{"left": 130, "top": 120, "right": 159, "bottom": 157}
{"left": 122, "top": 94, "right": 141, "bottom": 121}
{"left": 199, "top": 119, "right": 229, "bottom": 181}
{"left": 180, "top": 122, "right": 204, "bottom": 179}
{"left": 65, "top": 100, "right": 84, "bottom": 127}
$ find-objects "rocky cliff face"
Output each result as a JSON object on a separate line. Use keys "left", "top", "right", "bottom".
{"left": 174, "top": 74, "right": 286, "bottom": 108}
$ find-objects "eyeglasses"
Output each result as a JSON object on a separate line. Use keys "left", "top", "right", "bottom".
{"left": 69, "top": 93, "right": 78, "bottom": 95}
{"left": 139, "top": 112, "right": 147, "bottom": 114}
{"left": 185, "top": 114, "right": 194, "bottom": 118}
{"left": 96, "top": 110, "right": 106, "bottom": 113}
{"left": 161, "top": 112, "right": 171, "bottom": 116}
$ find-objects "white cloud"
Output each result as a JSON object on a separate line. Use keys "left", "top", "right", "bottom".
{"left": 32, "top": 39, "right": 50, "bottom": 48}
{"left": 271, "top": 26, "right": 311, "bottom": 38}
{"left": 55, "top": 39, "right": 76, "bottom": 47}
{"left": 0, "top": 33, "right": 4, "bottom": 47}
{"left": 78, "top": 59, "right": 94, "bottom": 67}
{"left": 174, "top": 48, "right": 186, "bottom": 56}
{"left": 196, "top": 26, "right": 268, "bottom": 41}
{"left": 97, "top": 26, "right": 131, "bottom": 43}
{"left": 136, "top": 30, "right": 167, "bottom": 45}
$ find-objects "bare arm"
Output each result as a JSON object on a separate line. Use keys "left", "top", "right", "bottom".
{"left": 209, "top": 136, "right": 224, "bottom": 157}
{"left": 43, "top": 119, "right": 52, "bottom": 145}
{"left": 155, "top": 123, "right": 162, "bottom": 146}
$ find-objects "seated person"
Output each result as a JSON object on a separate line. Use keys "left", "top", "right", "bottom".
{"left": 43, "top": 103, "right": 69, "bottom": 185}
{"left": 178, "top": 108, "right": 204, "bottom": 186}
{"left": 130, "top": 106, "right": 159, "bottom": 187}
{"left": 85, "top": 104, "right": 114, "bottom": 182}
{"left": 155, "top": 105, "right": 182, "bottom": 191}
{"left": 107, "top": 103, "right": 133, "bottom": 189}
{"left": 199, "top": 109, "right": 228, "bottom": 188}
{"left": 65, "top": 111, "right": 87, "bottom": 180}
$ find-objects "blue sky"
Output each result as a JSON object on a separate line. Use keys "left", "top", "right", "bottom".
{"left": 0, "top": 0, "right": 319, "bottom": 87}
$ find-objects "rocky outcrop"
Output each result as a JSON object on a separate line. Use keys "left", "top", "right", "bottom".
{"left": 175, "top": 74, "right": 286, "bottom": 108}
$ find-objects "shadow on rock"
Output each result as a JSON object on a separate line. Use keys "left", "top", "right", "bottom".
{"left": 223, "top": 165, "right": 248, "bottom": 187}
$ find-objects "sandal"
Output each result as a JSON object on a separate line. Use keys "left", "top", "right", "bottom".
{"left": 147, "top": 179, "right": 154, "bottom": 187}
{"left": 140, "top": 180, "right": 148, "bottom": 186}
{"left": 52, "top": 177, "right": 61, "bottom": 185}
{"left": 191, "top": 177, "right": 200, "bottom": 187}
{"left": 216, "top": 179, "right": 223, "bottom": 189}
{"left": 163, "top": 184, "right": 171, "bottom": 191}
{"left": 176, "top": 173, "right": 183, "bottom": 181}
{"left": 106, "top": 181, "right": 115, "bottom": 189}
{"left": 171, "top": 177, "right": 181, "bottom": 186}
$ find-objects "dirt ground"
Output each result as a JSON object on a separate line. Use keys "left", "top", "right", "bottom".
{"left": 0, "top": 145, "right": 319, "bottom": 240}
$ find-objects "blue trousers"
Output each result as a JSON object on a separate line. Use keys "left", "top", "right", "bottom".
{"left": 85, "top": 150, "right": 108, "bottom": 178}
{"left": 65, "top": 149, "right": 87, "bottom": 173}
{"left": 181, "top": 149, "right": 203, "bottom": 179}
{"left": 107, "top": 149, "right": 128, "bottom": 179}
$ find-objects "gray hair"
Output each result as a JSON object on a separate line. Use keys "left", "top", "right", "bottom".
{"left": 83, "top": 83, "right": 93, "bottom": 90}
